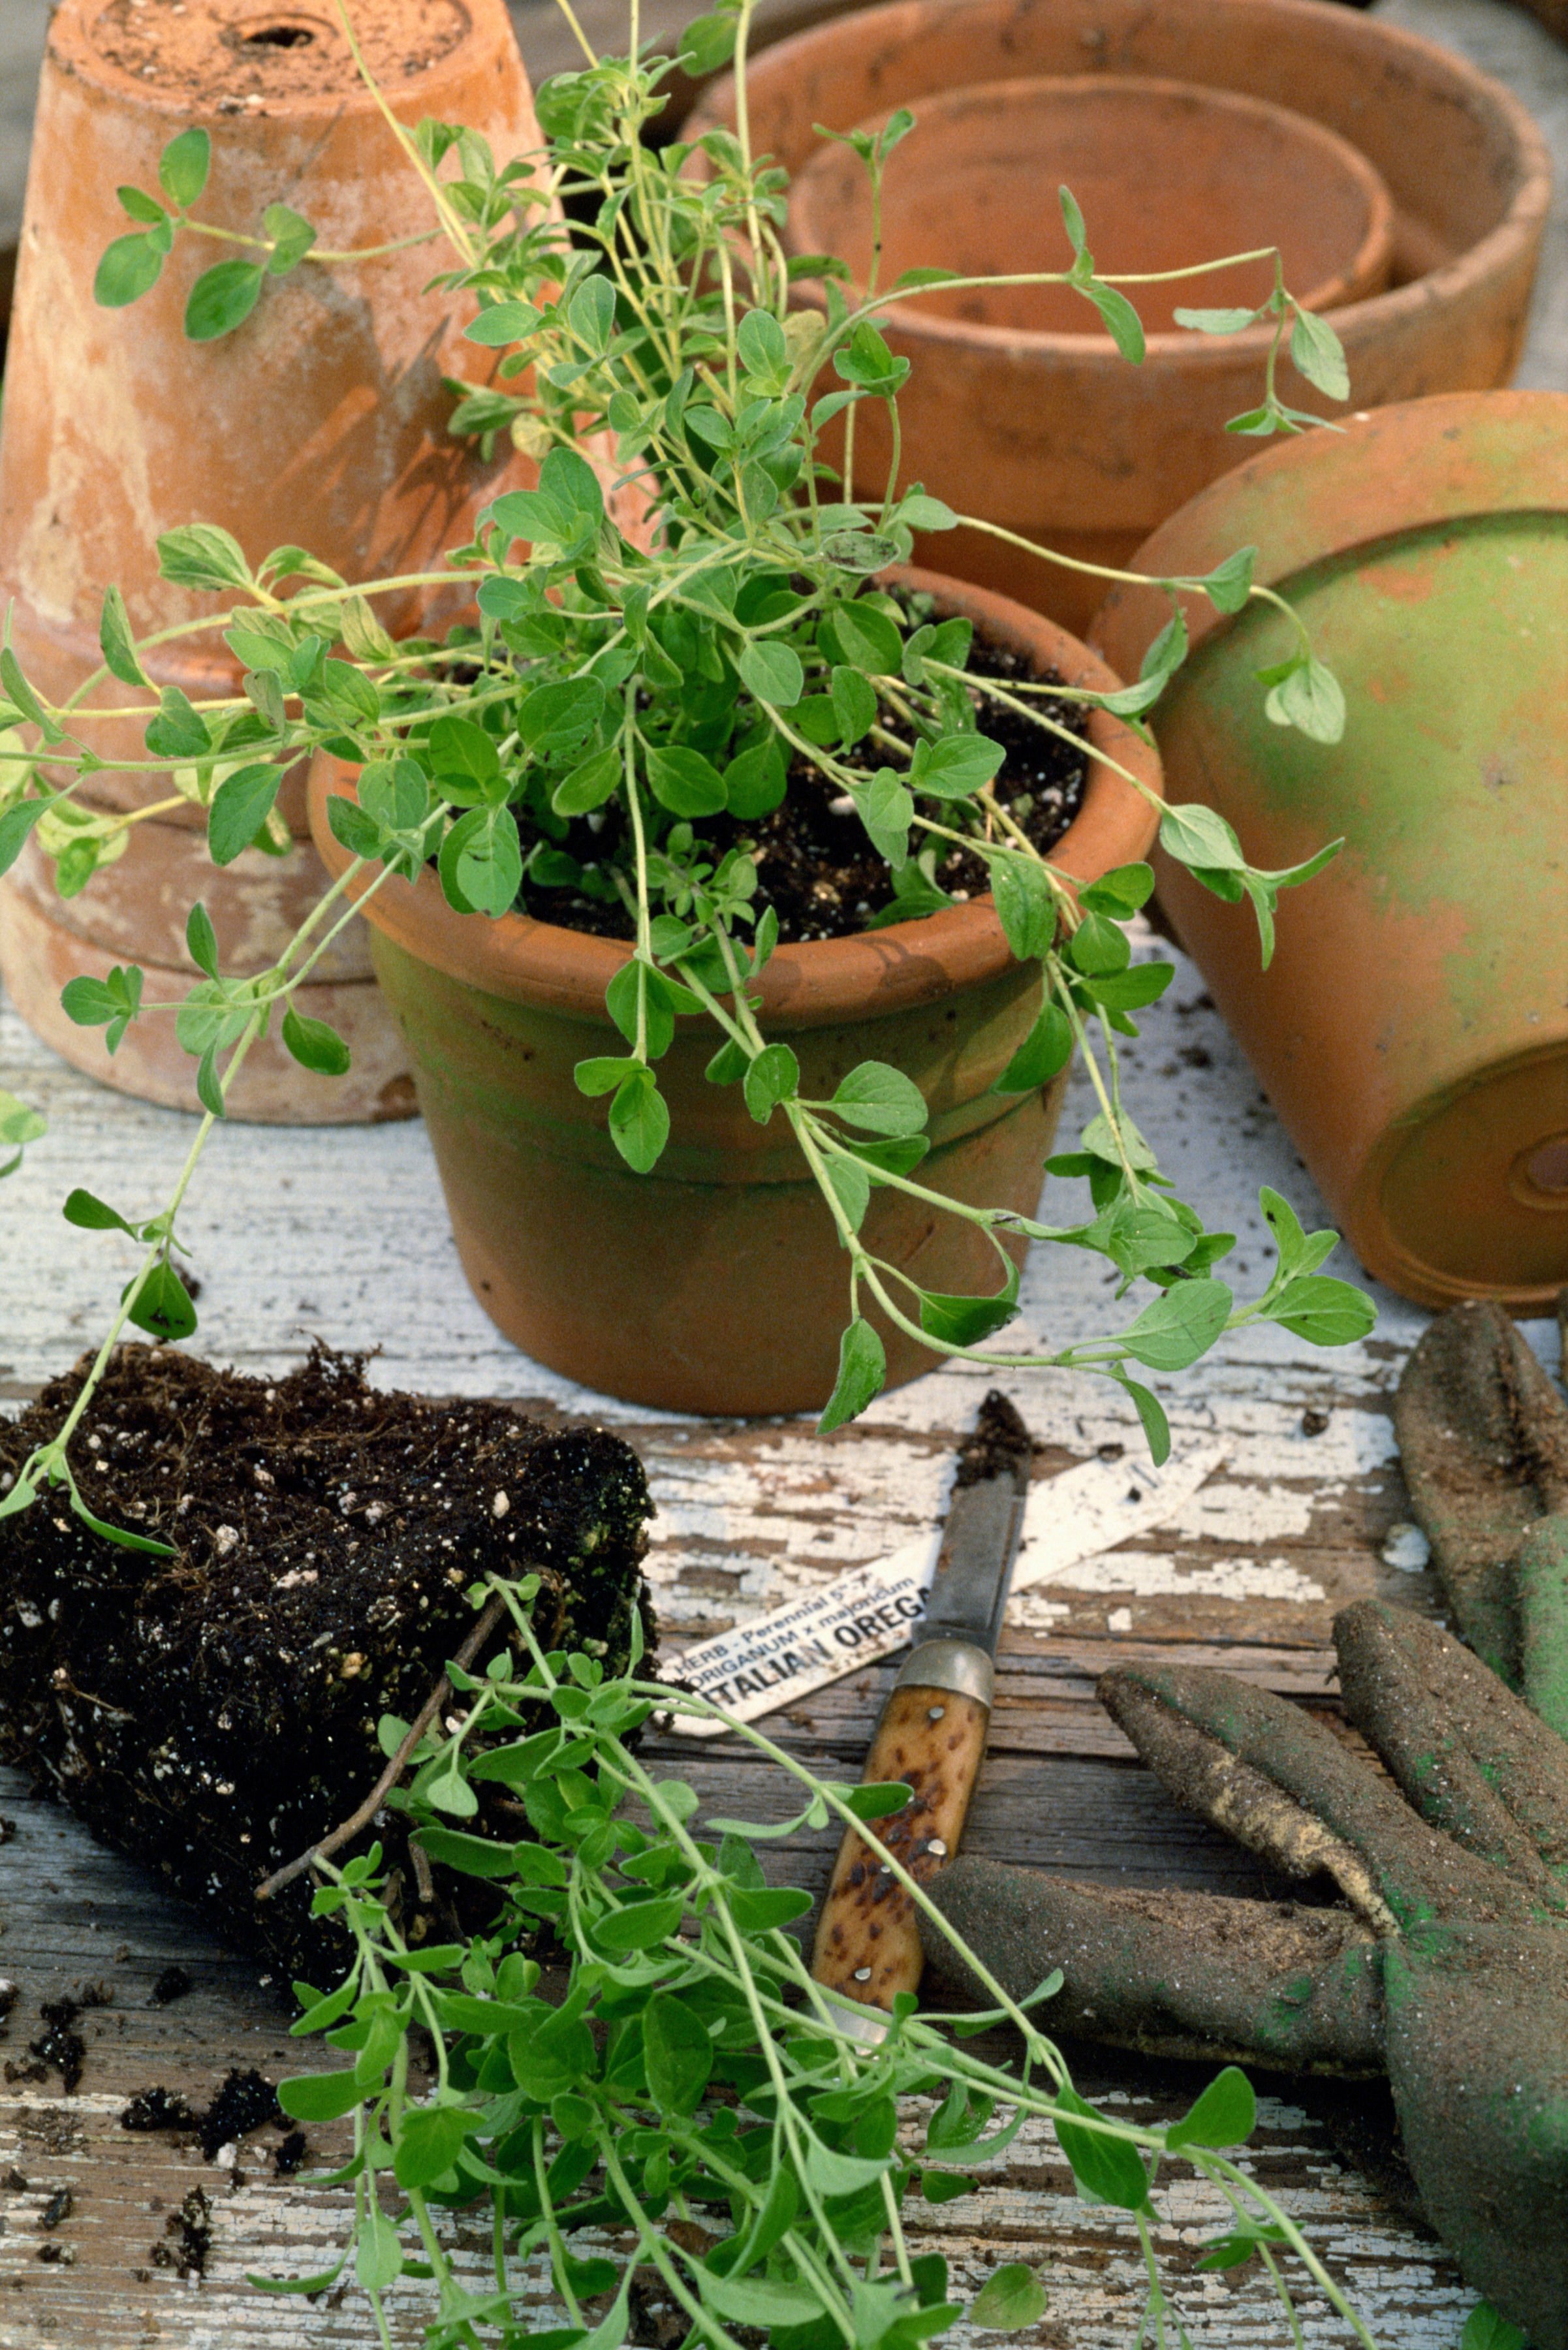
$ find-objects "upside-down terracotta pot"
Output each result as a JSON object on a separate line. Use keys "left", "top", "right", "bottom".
{"left": 309, "top": 571, "right": 1163, "bottom": 1415}
{"left": 693, "top": 0, "right": 1549, "bottom": 635}
{"left": 0, "top": 0, "right": 543, "bottom": 1123}
{"left": 1091, "top": 390, "right": 1568, "bottom": 1314}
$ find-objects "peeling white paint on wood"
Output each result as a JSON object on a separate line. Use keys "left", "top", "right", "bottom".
{"left": 5, "top": 2, "right": 1568, "bottom": 2330}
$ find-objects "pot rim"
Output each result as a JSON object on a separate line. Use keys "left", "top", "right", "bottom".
{"left": 1091, "top": 388, "right": 1568, "bottom": 674}
{"left": 695, "top": 0, "right": 1551, "bottom": 360}
{"left": 308, "top": 565, "right": 1163, "bottom": 1029}
{"left": 787, "top": 73, "right": 1396, "bottom": 348}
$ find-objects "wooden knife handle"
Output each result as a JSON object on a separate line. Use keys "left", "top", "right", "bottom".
{"left": 811, "top": 1648, "right": 992, "bottom": 2015}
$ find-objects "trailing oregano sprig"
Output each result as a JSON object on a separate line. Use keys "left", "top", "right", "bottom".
{"left": 0, "top": 0, "right": 1374, "bottom": 1546}
{"left": 251, "top": 1573, "right": 1384, "bottom": 2350}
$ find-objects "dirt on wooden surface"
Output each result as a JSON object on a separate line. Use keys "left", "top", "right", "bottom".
{"left": 0, "top": 1345, "right": 653, "bottom": 1982}
{"left": 952, "top": 1389, "right": 1034, "bottom": 1488}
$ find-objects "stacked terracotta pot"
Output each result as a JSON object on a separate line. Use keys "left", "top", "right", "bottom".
{"left": 0, "top": 0, "right": 545, "bottom": 1121}
{"left": 692, "top": 0, "right": 1550, "bottom": 632}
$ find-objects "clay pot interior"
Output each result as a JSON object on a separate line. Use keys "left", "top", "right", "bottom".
{"left": 789, "top": 77, "right": 1394, "bottom": 338}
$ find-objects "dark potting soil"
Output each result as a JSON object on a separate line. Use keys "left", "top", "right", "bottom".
{"left": 122, "top": 2069, "right": 285, "bottom": 2160}
{"left": 952, "top": 1391, "right": 1035, "bottom": 1490}
{"left": 0, "top": 1346, "right": 654, "bottom": 1982}
{"left": 515, "top": 627, "right": 1091, "bottom": 945}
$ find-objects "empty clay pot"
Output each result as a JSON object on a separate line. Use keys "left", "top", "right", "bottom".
{"left": 308, "top": 571, "right": 1163, "bottom": 1415}
{"left": 789, "top": 76, "right": 1393, "bottom": 334}
{"left": 0, "top": 0, "right": 542, "bottom": 1123}
{"left": 1091, "top": 390, "right": 1568, "bottom": 1314}
{"left": 693, "top": 0, "right": 1549, "bottom": 634}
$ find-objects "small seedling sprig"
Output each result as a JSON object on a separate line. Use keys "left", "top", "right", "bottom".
{"left": 243, "top": 1574, "right": 1385, "bottom": 2350}
{"left": 0, "top": 0, "right": 1374, "bottom": 1542}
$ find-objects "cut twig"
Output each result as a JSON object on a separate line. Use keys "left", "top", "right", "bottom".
{"left": 255, "top": 1592, "right": 507, "bottom": 1902}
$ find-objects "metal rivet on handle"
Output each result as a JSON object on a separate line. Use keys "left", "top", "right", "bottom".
{"left": 927, "top": 1839, "right": 947, "bottom": 1857}
{"left": 927, "top": 1704, "right": 947, "bottom": 1721}
{"left": 853, "top": 1966, "right": 872, "bottom": 1982}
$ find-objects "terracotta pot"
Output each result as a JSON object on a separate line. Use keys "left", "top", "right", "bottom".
{"left": 789, "top": 76, "right": 1394, "bottom": 333}
{"left": 693, "top": 0, "right": 1549, "bottom": 635}
{"left": 651, "top": 0, "right": 1394, "bottom": 138}
{"left": 1090, "top": 390, "right": 1568, "bottom": 1314}
{"left": 0, "top": 0, "right": 543, "bottom": 1122}
{"left": 308, "top": 571, "right": 1163, "bottom": 1414}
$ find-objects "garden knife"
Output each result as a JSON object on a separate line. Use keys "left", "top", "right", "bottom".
{"left": 809, "top": 1392, "right": 1032, "bottom": 2035}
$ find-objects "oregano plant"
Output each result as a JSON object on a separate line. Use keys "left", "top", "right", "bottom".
{"left": 243, "top": 1569, "right": 1388, "bottom": 2350}
{"left": 0, "top": 0, "right": 1374, "bottom": 1548}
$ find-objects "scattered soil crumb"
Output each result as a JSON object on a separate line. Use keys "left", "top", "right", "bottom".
{"left": 35, "top": 2240, "right": 75, "bottom": 2264}
{"left": 1, "top": 2168, "right": 27, "bottom": 2192}
{"left": 121, "top": 2070, "right": 283, "bottom": 2159}
{"left": 29, "top": 1999, "right": 86, "bottom": 2093}
{"left": 121, "top": 2088, "right": 199, "bottom": 2135}
{"left": 0, "top": 1820, "right": 16, "bottom": 1845}
{"left": 198, "top": 2069, "right": 283, "bottom": 2160}
{"left": 952, "top": 1390, "right": 1034, "bottom": 1489}
{"left": 149, "top": 1967, "right": 193, "bottom": 2007}
{"left": 39, "top": 2187, "right": 72, "bottom": 2230}
{"left": 274, "top": 2130, "right": 309, "bottom": 2175}
{"left": 76, "top": 1980, "right": 115, "bottom": 2009}
{"left": 150, "top": 2186, "right": 212, "bottom": 2280}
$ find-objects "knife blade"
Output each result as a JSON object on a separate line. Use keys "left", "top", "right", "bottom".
{"left": 809, "top": 1392, "right": 1033, "bottom": 2035}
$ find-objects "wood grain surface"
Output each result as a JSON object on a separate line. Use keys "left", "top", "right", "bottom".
{"left": 0, "top": 911, "right": 1518, "bottom": 2346}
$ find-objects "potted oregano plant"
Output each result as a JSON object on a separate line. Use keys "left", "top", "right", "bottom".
{"left": 0, "top": 0, "right": 1372, "bottom": 1531}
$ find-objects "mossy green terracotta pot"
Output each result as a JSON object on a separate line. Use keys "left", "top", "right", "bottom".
{"left": 310, "top": 572, "right": 1161, "bottom": 1415}
{"left": 1091, "top": 392, "right": 1568, "bottom": 1312}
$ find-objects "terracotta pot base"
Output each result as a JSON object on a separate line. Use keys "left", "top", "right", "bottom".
{"left": 0, "top": 883, "right": 416, "bottom": 1125}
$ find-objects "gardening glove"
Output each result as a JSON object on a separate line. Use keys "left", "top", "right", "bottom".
{"left": 1394, "top": 1296, "right": 1568, "bottom": 1739}
{"left": 924, "top": 1601, "right": 1568, "bottom": 2345}
{"left": 921, "top": 1299, "right": 1568, "bottom": 2346}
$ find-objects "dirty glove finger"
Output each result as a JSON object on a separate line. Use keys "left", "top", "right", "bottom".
{"left": 1383, "top": 1920, "right": 1568, "bottom": 2350}
{"left": 1395, "top": 1298, "right": 1568, "bottom": 1684}
{"left": 918, "top": 1858, "right": 1383, "bottom": 2074}
{"left": 1518, "top": 1512, "right": 1568, "bottom": 1744}
{"left": 1335, "top": 1599, "right": 1568, "bottom": 1901}
{"left": 1099, "top": 1661, "right": 1524, "bottom": 1933}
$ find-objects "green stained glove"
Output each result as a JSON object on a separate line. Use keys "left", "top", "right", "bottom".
{"left": 921, "top": 1302, "right": 1568, "bottom": 2349}
{"left": 1396, "top": 1297, "right": 1568, "bottom": 1736}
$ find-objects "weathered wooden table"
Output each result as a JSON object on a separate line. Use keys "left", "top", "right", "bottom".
{"left": 6, "top": 905, "right": 1546, "bottom": 2350}
{"left": 1, "top": 3, "right": 1565, "bottom": 2339}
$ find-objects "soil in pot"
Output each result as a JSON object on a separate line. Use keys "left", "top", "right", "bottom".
{"left": 0, "top": 1345, "right": 655, "bottom": 1981}
{"left": 693, "top": 0, "right": 1549, "bottom": 634}
{"left": 514, "top": 591, "right": 1091, "bottom": 943}
{"left": 1090, "top": 389, "right": 1568, "bottom": 1314}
